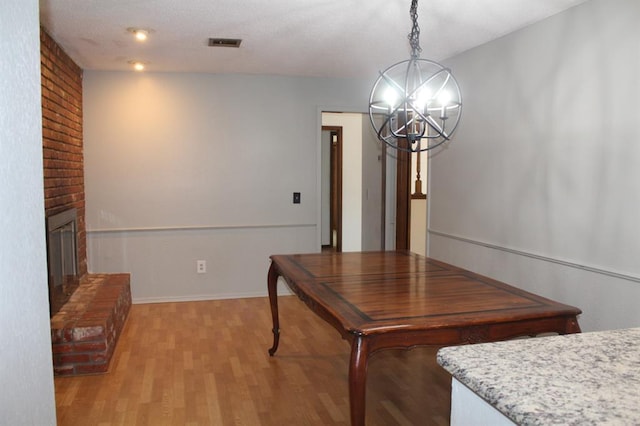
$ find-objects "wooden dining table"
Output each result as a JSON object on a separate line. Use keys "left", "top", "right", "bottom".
{"left": 266, "top": 251, "right": 582, "bottom": 426}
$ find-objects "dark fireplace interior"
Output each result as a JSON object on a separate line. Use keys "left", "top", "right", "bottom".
{"left": 47, "top": 208, "right": 80, "bottom": 316}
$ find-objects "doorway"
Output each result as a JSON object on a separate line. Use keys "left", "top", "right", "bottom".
{"left": 319, "top": 111, "right": 401, "bottom": 253}
{"left": 321, "top": 126, "right": 342, "bottom": 252}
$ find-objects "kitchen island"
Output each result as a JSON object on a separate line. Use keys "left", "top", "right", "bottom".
{"left": 437, "top": 327, "right": 640, "bottom": 425}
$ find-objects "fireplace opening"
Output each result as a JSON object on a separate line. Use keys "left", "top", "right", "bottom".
{"left": 47, "top": 208, "right": 80, "bottom": 317}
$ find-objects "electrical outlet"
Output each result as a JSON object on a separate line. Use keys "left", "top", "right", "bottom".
{"left": 197, "top": 260, "right": 206, "bottom": 274}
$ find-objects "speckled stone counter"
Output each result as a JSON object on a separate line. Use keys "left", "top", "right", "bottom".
{"left": 437, "top": 328, "right": 640, "bottom": 425}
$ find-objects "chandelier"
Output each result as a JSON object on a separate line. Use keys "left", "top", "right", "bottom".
{"left": 369, "top": 0, "right": 462, "bottom": 152}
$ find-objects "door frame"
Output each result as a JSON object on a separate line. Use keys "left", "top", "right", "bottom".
{"left": 322, "top": 126, "right": 342, "bottom": 252}
{"left": 395, "top": 138, "right": 412, "bottom": 250}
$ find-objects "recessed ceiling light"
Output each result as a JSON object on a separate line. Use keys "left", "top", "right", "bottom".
{"left": 127, "top": 60, "right": 147, "bottom": 71}
{"left": 127, "top": 28, "right": 150, "bottom": 41}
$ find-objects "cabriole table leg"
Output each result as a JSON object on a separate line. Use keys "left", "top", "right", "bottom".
{"left": 348, "top": 335, "right": 370, "bottom": 426}
{"left": 267, "top": 262, "right": 280, "bottom": 356}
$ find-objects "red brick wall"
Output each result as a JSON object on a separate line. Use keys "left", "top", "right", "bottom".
{"left": 41, "top": 28, "right": 87, "bottom": 277}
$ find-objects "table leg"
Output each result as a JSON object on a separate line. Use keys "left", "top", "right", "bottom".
{"left": 267, "top": 262, "right": 280, "bottom": 356}
{"left": 349, "top": 335, "right": 369, "bottom": 426}
{"left": 565, "top": 317, "right": 582, "bottom": 334}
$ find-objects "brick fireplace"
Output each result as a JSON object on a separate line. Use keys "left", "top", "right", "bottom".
{"left": 41, "top": 27, "right": 86, "bottom": 278}
{"left": 50, "top": 274, "right": 131, "bottom": 375}
{"left": 42, "top": 28, "right": 131, "bottom": 375}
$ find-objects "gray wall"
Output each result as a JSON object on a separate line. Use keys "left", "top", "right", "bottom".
{"left": 0, "top": 0, "right": 57, "bottom": 423}
{"left": 84, "top": 71, "right": 371, "bottom": 302}
{"left": 428, "top": 0, "right": 640, "bottom": 332}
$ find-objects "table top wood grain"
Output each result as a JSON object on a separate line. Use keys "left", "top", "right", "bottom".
{"left": 270, "top": 251, "right": 581, "bottom": 338}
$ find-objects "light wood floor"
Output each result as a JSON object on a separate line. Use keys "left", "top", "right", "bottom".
{"left": 55, "top": 296, "right": 451, "bottom": 425}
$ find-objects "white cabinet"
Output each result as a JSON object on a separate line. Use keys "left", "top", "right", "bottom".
{"left": 450, "top": 378, "right": 515, "bottom": 426}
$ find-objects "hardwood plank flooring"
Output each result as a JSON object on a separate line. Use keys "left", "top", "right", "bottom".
{"left": 55, "top": 296, "right": 451, "bottom": 425}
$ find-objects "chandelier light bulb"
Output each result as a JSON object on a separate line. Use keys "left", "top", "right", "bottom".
{"left": 438, "top": 90, "right": 451, "bottom": 106}
{"left": 415, "top": 88, "right": 432, "bottom": 111}
{"left": 437, "top": 90, "right": 451, "bottom": 118}
{"left": 384, "top": 88, "right": 398, "bottom": 108}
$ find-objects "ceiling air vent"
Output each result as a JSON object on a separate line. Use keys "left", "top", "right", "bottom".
{"left": 208, "top": 38, "right": 242, "bottom": 48}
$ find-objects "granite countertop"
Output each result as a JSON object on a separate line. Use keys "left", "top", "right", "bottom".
{"left": 437, "top": 328, "right": 640, "bottom": 425}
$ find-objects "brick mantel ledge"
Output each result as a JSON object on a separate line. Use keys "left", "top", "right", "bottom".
{"left": 51, "top": 273, "right": 132, "bottom": 376}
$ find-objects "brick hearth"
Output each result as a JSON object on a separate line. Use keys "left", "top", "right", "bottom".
{"left": 51, "top": 274, "right": 131, "bottom": 376}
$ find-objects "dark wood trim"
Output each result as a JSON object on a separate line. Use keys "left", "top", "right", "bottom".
{"left": 380, "top": 143, "right": 387, "bottom": 250}
{"left": 395, "top": 138, "right": 411, "bottom": 250}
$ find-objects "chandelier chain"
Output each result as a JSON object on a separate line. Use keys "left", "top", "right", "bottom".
{"left": 408, "top": 0, "right": 422, "bottom": 59}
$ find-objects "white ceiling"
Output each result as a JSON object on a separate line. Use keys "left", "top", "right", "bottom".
{"left": 39, "top": 0, "right": 589, "bottom": 79}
